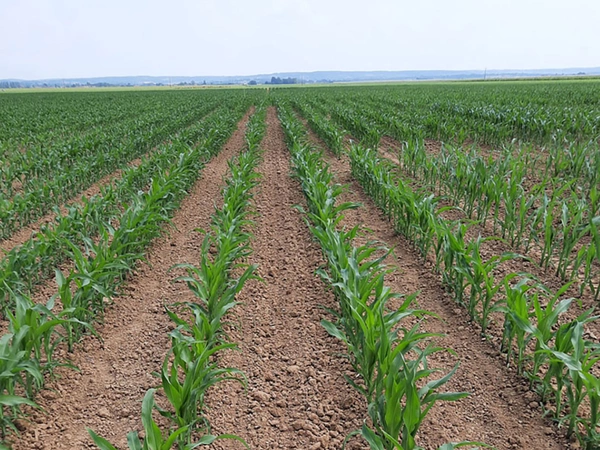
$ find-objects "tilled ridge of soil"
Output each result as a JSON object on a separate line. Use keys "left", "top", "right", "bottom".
{"left": 302, "top": 126, "right": 572, "bottom": 450}
{"left": 205, "top": 107, "right": 366, "bottom": 450}
{"left": 11, "top": 109, "right": 253, "bottom": 450}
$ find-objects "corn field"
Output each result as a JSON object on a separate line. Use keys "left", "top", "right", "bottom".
{"left": 0, "top": 81, "right": 599, "bottom": 449}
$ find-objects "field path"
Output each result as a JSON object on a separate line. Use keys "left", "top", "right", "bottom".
{"left": 302, "top": 122, "right": 573, "bottom": 449}
{"left": 206, "top": 107, "right": 366, "bottom": 450}
{"left": 11, "top": 109, "right": 252, "bottom": 450}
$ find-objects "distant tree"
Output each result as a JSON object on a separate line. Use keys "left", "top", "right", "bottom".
{"left": 248, "top": 80, "right": 257, "bottom": 85}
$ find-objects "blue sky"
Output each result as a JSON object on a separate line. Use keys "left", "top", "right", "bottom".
{"left": 1, "top": 0, "right": 598, "bottom": 79}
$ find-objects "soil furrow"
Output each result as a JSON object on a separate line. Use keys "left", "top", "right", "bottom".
{"left": 303, "top": 125, "right": 573, "bottom": 449}
{"left": 11, "top": 109, "right": 252, "bottom": 450}
{"left": 205, "top": 107, "right": 366, "bottom": 450}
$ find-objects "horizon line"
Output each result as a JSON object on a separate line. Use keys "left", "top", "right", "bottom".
{"left": 3, "top": 66, "right": 600, "bottom": 82}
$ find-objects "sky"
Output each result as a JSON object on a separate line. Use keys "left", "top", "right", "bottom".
{"left": 1, "top": 0, "right": 599, "bottom": 80}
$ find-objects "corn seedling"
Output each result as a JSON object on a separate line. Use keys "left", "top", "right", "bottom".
{"left": 88, "top": 388, "right": 245, "bottom": 450}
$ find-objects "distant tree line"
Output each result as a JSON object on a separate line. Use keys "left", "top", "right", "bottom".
{"left": 265, "top": 77, "right": 298, "bottom": 85}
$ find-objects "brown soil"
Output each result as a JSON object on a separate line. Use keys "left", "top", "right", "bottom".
{"left": 10, "top": 110, "right": 253, "bottom": 450}
{"left": 205, "top": 107, "right": 366, "bottom": 450}
{"left": 424, "top": 138, "right": 443, "bottom": 156}
{"left": 462, "top": 138, "right": 497, "bottom": 160}
{"left": 11, "top": 177, "right": 23, "bottom": 195}
{"left": 378, "top": 137, "right": 401, "bottom": 165}
{"left": 301, "top": 122, "right": 574, "bottom": 449}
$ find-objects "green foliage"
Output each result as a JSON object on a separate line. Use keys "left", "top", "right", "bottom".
{"left": 88, "top": 105, "right": 265, "bottom": 450}
{"left": 279, "top": 103, "right": 475, "bottom": 450}
{"left": 277, "top": 87, "right": 600, "bottom": 449}
{"left": 0, "top": 94, "right": 259, "bottom": 446}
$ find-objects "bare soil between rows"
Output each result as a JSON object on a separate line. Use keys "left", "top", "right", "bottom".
{"left": 205, "top": 107, "right": 366, "bottom": 449}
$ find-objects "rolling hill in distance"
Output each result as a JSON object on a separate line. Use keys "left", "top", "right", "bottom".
{"left": 2, "top": 67, "right": 600, "bottom": 88}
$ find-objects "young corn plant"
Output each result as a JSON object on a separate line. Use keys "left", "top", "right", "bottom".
{"left": 0, "top": 103, "right": 253, "bottom": 447}
{"left": 0, "top": 329, "right": 42, "bottom": 439}
{"left": 5, "top": 289, "right": 79, "bottom": 378}
{"left": 434, "top": 219, "right": 471, "bottom": 307}
{"left": 578, "top": 216, "right": 600, "bottom": 300}
{"left": 317, "top": 227, "right": 425, "bottom": 402}
{"left": 457, "top": 236, "right": 518, "bottom": 332}
{"left": 88, "top": 388, "right": 244, "bottom": 450}
{"left": 555, "top": 194, "right": 590, "bottom": 280}
{"left": 143, "top": 105, "right": 265, "bottom": 448}
{"left": 535, "top": 321, "right": 600, "bottom": 448}
{"left": 498, "top": 277, "right": 535, "bottom": 372}
{"left": 157, "top": 331, "right": 246, "bottom": 446}
{"left": 173, "top": 236, "right": 257, "bottom": 348}
{"left": 530, "top": 311, "right": 594, "bottom": 433}
{"left": 360, "top": 347, "right": 471, "bottom": 450}
{"left": 533, "top": 182, "right": 574, "bottom": 271}
{"left": 527, "top": 282, "right": 577, "bottom": 387}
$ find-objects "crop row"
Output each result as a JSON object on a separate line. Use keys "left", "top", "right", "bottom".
{"left": 289, "top": 95, "right": 600, "bottom": 447}
{"left": 286, "top": 86, "right": 600, "bottom": 195}
{"left": 0, "top": 91, "right": 214, "bottom": 153}
{"left": 277, "top": 103, "right": 485, "bottom": 449}
{"left": 396, "top": 139, "right": 600, "bottom": 300}
{"left": 272, "top": 94, "right": 600, "bottom": 448}
{"left": 0, "top": 97, "right": 226, "bottom": 239}
{"left": 299, "top": 88, "right": 600, "bottom": 191}
{"left": 89, "top": 104, "right": 267, "bottom": 449}
{"left": 0, "top": 104, "right": 247, "bottom": 316}
{"left": 342, "top": 138, "right": 600, "bottom": 449}
{"left": 292, "top": 96, "right": 600, "bottom": 303}
{"left": 280, "top": 82, "right": 600, "bottom": 147}
{"left": 0, "top": 92, "right": 208, "bottom": 180}
{"left": 0, "top": 100, "right": 252, "bottom": 446}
